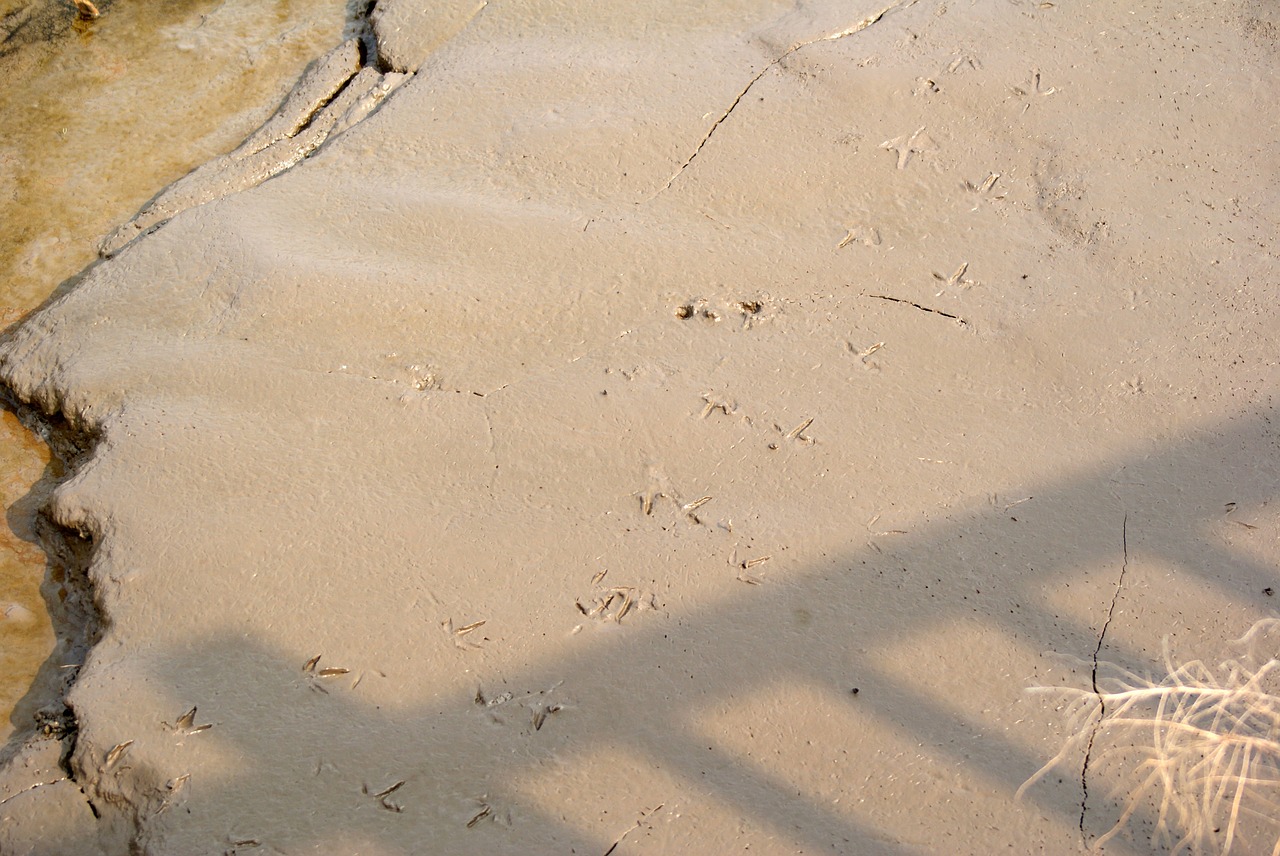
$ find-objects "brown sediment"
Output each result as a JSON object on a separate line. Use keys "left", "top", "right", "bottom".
{"left": 0, "top": 408, "right": 55, "bottom": 745}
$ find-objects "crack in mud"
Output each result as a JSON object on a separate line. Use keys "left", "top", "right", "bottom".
{"left": 281, "top": 56, "right": 363, "bottom": 140}
{"left": 347, "top": 0, "right": 385, "bottom": 72}
{"left": 1079, "top": 513, "right": 1129, "bottom": 842}
{"left": 0, "top": 775, "right": 67, "bottom": 806}
{"left": 864, "top": 293, "right": 968, "bottom": 325}
{"left": 651, "top": 0, "right": 918, "bottom": 198}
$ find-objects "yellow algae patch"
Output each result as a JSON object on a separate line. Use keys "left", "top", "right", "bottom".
{"left": 0, "top": 409, "right": 53, "bottom": 744}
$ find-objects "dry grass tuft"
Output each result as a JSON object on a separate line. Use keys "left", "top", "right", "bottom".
{"left": 1022, "top": 619, "right": 1280, "bottom": 855}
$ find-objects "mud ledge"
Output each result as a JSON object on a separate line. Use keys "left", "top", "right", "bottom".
{"left": 0, "top": 388, "right": 103, "bottom": 757}
{"left": 0, "top": 386, "right": 108, "bottom": 856}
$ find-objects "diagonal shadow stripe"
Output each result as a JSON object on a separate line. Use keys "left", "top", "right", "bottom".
{"left": 21, "top": 405, "right": 1267, "bottom": 853}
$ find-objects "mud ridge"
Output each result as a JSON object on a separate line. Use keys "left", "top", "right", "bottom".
{"left": 99, "top": 0, "right": 409, "bottom": 258}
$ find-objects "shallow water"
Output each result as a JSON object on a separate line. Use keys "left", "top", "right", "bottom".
{"left": 0, "top": 0, "right": 349, "bottom": 744}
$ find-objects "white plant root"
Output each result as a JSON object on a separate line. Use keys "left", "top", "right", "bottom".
{"left": 1022, "top": 619, "right": 1280, "bottom": 855}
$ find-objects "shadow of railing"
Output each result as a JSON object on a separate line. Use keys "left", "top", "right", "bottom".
{"left": 14, "top": 404, "right": 1272, "bottom": 854}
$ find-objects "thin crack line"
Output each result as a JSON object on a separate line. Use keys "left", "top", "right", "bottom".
{"left": 864, "top": 293, "right": 968, "bottom": 325}
{"left": 278, "top": 61, "right": 364, "bottom": 145}
{"left": 0, "top": 777, "right": 69, "bottom": 806}
{"left": 602, "top": 803, "right": 665, "bottom": 856}
{"left": 1080, "top": 513, "right": 1129, "bottom": 841}
{"left": 649, "top": 0, "right": 917, "bottom": 198}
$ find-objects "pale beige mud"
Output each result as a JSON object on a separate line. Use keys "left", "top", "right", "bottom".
{"left": 0, "top": 0, "right": 1277, "bottom": 854}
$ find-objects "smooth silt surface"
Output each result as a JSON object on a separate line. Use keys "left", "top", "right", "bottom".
{"left": 0, "top": 0, "right": 1277, "bottom": 854}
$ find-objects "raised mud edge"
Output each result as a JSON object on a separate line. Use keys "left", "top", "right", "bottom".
{"left": 0, "top": 383, "right": 104, "bottom": 804}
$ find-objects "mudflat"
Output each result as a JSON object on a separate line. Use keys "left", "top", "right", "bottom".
{"left": 0, "top": 1, "right": 1277, "bottom": 853}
